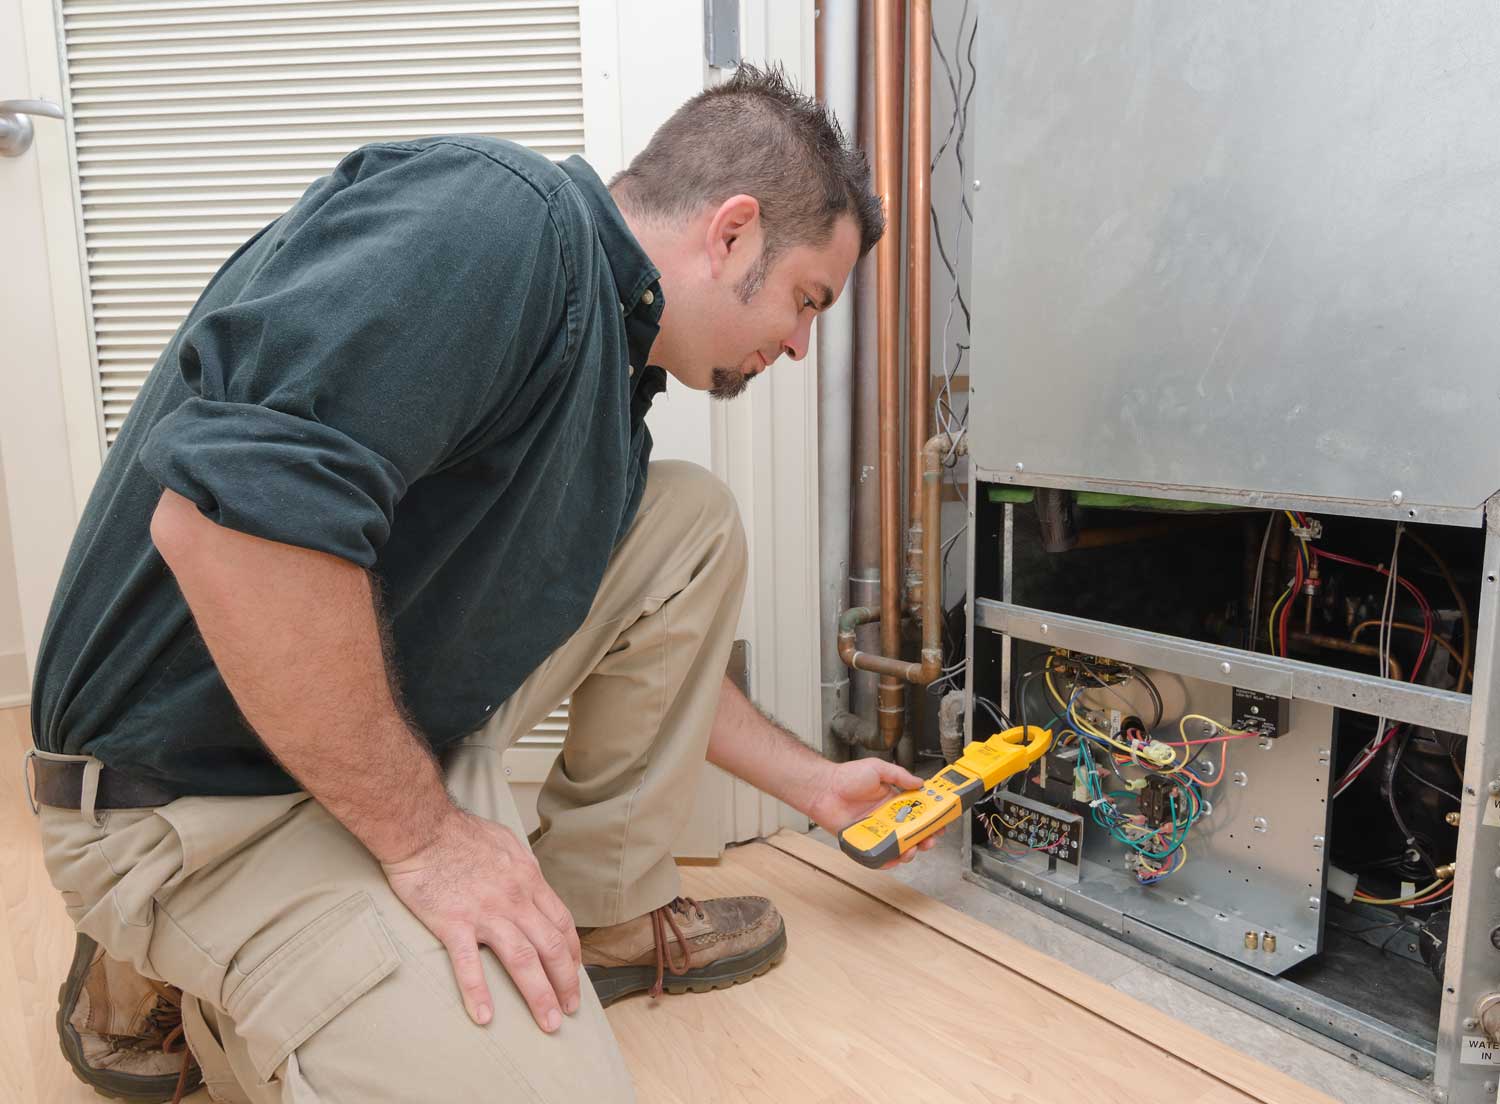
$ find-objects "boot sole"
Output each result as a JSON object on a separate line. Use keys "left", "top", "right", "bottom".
{"left": 56, "top": 933, "right": 203, "bottom": 1103}
{"left": 587, "top": 922, "right": 787, "bottom": 1007}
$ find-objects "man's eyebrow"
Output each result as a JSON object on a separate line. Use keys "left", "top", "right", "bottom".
{"left": 814, "top": 283, "right": 834, "bottom": 310}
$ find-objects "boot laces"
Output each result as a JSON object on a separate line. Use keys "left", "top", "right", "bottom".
{"left": 649, "top": 897, "right": 706, "bottom": 998}
{"left": 138, "top": 980, "right": 194, "bottom": 1104}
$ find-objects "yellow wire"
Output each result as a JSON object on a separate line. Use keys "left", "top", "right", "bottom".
{"left": 1048, "top": 653, "right": 1180, "bottom": 767}
{"left": 1265, "top": 512, "right": 1309, "bottom": 655}
{"left": 1352, "top": 879, "right": 1449, "bottom": 905}
{"left": 1284, "top": 511, "right": 1309, "bottom": 568}
{"left": 1267, "top": 583, "right": 1292, "bottom": 656}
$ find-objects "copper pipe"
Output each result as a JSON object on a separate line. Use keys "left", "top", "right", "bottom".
{"left": 838, "top": 434, "right": 965, "bottom": 740}
{"left": 904, "top": 0, "right": 932, "bottom": 618}
{"left": 848, "top": 0, "right": 881, "bottom": 735}
{"left": 1288, "top": 632, "right": 1403, "bottom": 681}
{"left": 1351, "top": 621, "right": 1471, "bottom": 685}
{"left": 1066, "top": 514, "right": 1231, "bottom": 551}
{"left": 873, "top": 0, "right": 905, "bottom": 747}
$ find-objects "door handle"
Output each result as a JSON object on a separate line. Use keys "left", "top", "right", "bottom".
{"left": 1, "top": 98, "right": 65, "bottom": 159}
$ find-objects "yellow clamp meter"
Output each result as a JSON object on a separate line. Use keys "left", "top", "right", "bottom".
{"left": 839, "top": 725, "right": 1053, "bottom": 868}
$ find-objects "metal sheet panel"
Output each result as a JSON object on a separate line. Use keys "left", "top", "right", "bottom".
{"left": 967, "top": 2, "right": 1500, "bottom": 520}
{"left": 975, "top": 669, "right": 1333, "bottom": 976}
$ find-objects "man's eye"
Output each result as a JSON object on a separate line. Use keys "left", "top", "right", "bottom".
{"left": 802, "top": 295, "right": 816, "bottom": 310}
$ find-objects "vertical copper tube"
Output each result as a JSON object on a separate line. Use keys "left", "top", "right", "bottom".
{"left": 874, "top": 0, "right": 905, "bottom": 747}
{"left": 849, "top": 0, "right": 881, "bottom": 736}
{"left": 905, "top": 0, "right": 932, "bottom": 617}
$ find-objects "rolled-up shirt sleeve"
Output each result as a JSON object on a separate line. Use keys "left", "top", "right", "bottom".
{"left": 139, "top": 141, "right": 566, "bottom": 566}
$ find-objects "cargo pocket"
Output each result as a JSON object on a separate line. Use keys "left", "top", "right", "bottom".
{"left": 223, "top": 892, "right": 399, "bottom": 1085}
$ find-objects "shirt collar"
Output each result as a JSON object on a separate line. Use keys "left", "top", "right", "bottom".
{"left": 560, "top": 156, "right": 664, "bottom": 323}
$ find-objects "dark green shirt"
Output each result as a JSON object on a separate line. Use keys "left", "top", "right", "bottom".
{"left": 31, "top": 137, "right": 668, "bottom": 796}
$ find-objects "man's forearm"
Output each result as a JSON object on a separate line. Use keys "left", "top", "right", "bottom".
{"left": 705, "top": 675, "right": 833, "bottom": 816}
{"left": 150, "top": 488, "right": 453, "bottom": 865}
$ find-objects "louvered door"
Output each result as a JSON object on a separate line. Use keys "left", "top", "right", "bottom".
{"left": 59, "top": 0, "right": 603, "bottom": 444}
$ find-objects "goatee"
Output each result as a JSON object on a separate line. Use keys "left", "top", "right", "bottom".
{"left": 710, "top": 366, "right": 751, "bottom": 401}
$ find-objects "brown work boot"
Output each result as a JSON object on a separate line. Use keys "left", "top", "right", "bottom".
{"left": 581, "top": 895, "right": 786, "bottom": 1006}
{"left": 57, "top": 933, "right": 201, "bottom": 1103}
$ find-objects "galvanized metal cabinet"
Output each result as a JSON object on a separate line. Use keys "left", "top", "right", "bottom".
{"left": 960, "top": 5, "right": 1500, "bottom": 1100}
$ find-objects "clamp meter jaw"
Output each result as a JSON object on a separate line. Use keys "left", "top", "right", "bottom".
{"left": 838, "top": 725, "right": 1053, "bottom": 868}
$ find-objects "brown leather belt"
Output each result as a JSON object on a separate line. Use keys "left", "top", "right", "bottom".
{"left": 29, "top": 756, "right": 178, "bottom": 810}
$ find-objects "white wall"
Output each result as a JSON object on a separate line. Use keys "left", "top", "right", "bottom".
{"left": 0, "top": 445, "right": 28, "bottom": 706}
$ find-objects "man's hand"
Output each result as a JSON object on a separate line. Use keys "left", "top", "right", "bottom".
{"left": 382, "top": 809, "right": 582, "bottom": 1033}
{"left": 804, "top": 758, "right": 944, "bottom": 870}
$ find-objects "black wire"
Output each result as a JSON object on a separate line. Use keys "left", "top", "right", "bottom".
{"left": 956, "top": 13, "right": 979, "bottom": 224}
{"left": 930, "top": 205, "right": 972, "bottom": 329}
{"left": 1070, "top": 654, "right": 1165, "bottom": 732}
{"left": 1383, "top": 731, "right": 1439, "bottom": 878}
{"left": 1018, "top": 670, "right": 1035, "bottom": 729}
{"left": 1399, "top": 760, "right": 1462, "bottom": 804}
{"left": 928, "top": 1, "right": 968, "bottom": 169}
{"left": 976, "top": 695, "right": 1011, "bottom": 731}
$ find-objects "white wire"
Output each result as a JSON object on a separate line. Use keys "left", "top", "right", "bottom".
{"left": 1333, "top": 525, "right": 1405, "bottom": 799}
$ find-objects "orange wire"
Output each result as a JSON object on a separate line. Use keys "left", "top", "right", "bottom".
{"left": 1355, "top": 883, "right": 1453, "bottom": 908}
{"left": 1182, "top": 734, "right": 1232, "bottom": 788}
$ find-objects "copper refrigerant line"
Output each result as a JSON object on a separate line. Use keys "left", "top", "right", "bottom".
{"left": 834, "top": 0, "right": 946, "bottom": 753}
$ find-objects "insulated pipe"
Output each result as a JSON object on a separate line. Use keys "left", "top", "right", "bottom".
{"left": 904, "top": 0, "right": 932, "bottom": 619}
{"left": 848, "top": 1, "right": 882, "bottom": 740}
{"left": 873, "top": 0, "right": 906, "bottom": 747}
{"left": 838, "top": 434, "right": 967, "bottom": 742}
{"left": 816, "top": 0, "right": 863, "bottom": 751}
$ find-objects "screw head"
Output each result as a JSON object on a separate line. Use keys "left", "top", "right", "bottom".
{"left": 1465, "top": 1017, "right": 1481, "bottom": 1030}
{"left": 1390, "top": 490, "right": 1404, "bottom": 505}
{"left": 1253, "top": 816, "right": 1269, "bottom": 833}
{"left": 1488, "top": 779, "right": 1500, "bottom": 796}
{"left": 1220, "top": 661, "right": 1232, "bottom": 674}
{"left": 974, "top": 179, "right": 983, "bottom": 190}
{"left": 1040, "top": 624, "right": 1049, "bottom": 635}
{"left": 1014, "top": 461, "right": 1024, "bottom": 472}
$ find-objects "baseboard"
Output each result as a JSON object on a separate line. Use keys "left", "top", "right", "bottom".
{"left": 0, "top": 651, "right": 27, "bottom": 710}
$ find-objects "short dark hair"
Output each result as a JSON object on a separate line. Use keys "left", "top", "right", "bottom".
{"left": 610, "top": 63, "right": 884, "bottom": 269}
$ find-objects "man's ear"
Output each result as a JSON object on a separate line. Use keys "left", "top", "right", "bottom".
{"left": 705, "top": 194, "right": 762, "bottom": 278}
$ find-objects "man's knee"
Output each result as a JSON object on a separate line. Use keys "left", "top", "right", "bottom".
{"left": 643, "top": 461, "right": 746, "bottom": 579}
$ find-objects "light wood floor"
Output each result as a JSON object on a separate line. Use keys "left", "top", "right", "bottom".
{"left": 3, "top": 705, "right": 1272, "bottom": 1103}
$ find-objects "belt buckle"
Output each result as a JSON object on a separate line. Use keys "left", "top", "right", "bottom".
{"left": 21, "top": 747, "right": 38, "bottom": 815}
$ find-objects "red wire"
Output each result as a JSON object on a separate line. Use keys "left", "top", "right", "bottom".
{"left": 1333, "top": 723, "right": 1399, "bottom": 792}
{"left": 1355, "top": 881, "right": 1453, "bottom": 908}
{"left": 1278, "top": 548, "right": 1304, "bottom": 658}
{"left": 1313, "top": 548, "right": 1435, "bottom": 681}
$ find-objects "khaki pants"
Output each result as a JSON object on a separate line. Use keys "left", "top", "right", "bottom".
{"left": 33, "top": 460, "right": 747, "bottom": 1103}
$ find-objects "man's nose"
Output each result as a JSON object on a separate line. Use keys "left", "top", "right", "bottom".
{"left": 782, "top": 316, "right": 814, "bottom": 362}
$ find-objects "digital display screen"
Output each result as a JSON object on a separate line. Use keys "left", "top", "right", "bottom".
{"left": 940, "top": 769, "right": 971, "bottom": 788}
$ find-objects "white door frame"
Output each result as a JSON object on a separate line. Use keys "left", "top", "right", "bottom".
{"left": 5, "top": 0, "right": 98, "bottom": 687}
{"left": 713, "top": 0, "right": 823, "bottom": 839}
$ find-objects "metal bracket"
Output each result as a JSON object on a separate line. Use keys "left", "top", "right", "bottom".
{"left": 727, "top": 639, "right": 750, "bottom": 696}
{"left": 703, "top": 0, "right": 740, "bottom": 69}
